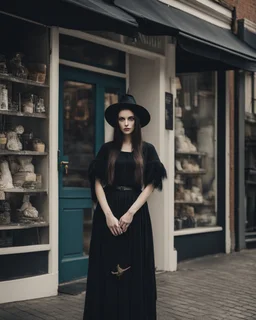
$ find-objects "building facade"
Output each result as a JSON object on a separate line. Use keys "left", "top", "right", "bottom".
{"left": 0, "top": 0, "right": 256, "bottom": 304}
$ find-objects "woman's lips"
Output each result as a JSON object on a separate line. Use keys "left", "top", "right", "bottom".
{"left": 124, "top": 128, "right": 130, "bottom": 131}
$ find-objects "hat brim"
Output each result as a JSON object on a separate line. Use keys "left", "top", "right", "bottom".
{"left": 105, "top": 103, "right": 151, "bottom": 128}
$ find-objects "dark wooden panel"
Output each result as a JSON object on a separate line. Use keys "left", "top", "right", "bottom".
{"left": 175, "top": 231, "right": 225, "bottom": 262}
{"left": 0, "top": 252, "right": 48, "bottom": 281}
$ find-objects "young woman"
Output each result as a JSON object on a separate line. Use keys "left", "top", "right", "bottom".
{"left": 83, "top": 94, "right": 167, "bottom": 320}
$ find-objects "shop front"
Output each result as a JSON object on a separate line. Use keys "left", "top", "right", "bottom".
{"left": 1, "top": 0, "right": 256, "bottom": 304}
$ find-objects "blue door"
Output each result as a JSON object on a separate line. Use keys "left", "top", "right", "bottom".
{"left": 58, "top": 65, "right": 125, "bottom": 283}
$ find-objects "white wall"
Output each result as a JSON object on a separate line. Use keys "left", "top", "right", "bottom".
{"left": 128, "top": 54, "right": 177, "bottom": 271}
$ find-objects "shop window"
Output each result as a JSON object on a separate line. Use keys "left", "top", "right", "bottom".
{"left": 175, "top": 72, "right": 217, "bottom": 230}
{"left": 60, "top": 34, "right": 125, "bottom": 73}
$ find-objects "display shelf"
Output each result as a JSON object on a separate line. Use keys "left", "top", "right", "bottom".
{"left": 0, "top": 110, "right": 47, "bottom": 119}
{"left": 3, "top": 188, "right": 47, "bottom": 193}
{"left": 0, "top": 222, "right": 49, "bottom": 231}
{"left": 0, "top": 73, "right": 49, "bottom": 88}
{"left": 245, "top": 231, "right": 256, "bottom": 236}
{"left": 175, "top": 200, "right": 214, "bottom": 206}
{"left": 245, "top": 168, "right": 256, "bottom": 175}
{"left": 0, "top": 244, "right": 50, "bottom": 255}
{"left": 245, "top": 113, "right": 256, "bottom": 124}
{"left": 176, "top": 151, "right": 207, "bottom": 156}
{"left": 176, "top": 170, "right": 206, "bottom": 175}
{"left": 0, "top": 150, "right": 47, "bottom": 156}
{"left": 174, "top": 226, "right": 223, "bottom": 236}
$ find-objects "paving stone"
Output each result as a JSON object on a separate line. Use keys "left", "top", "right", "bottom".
{"left": 1, "top": 250, "right": 256, "bottom": 319}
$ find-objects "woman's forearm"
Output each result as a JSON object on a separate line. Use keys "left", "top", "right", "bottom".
{"left": 95, "top": 179, "right": 112, "bottom": 218}
{"left": 128, "top": 184, "right": 154, "bottom": 216}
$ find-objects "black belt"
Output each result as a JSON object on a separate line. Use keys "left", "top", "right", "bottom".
{"left": 116, "top": 186, "right": 134, "bottom": 191}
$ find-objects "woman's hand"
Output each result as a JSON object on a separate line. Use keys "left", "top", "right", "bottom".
{"left": 106, "top": 214, "right": 123, "bottom": 236}
{"left": 119, "top": 211, "right": 134, "bottom": 233}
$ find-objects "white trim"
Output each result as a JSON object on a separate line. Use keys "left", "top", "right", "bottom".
{"left": 174, "top": 226, "right": 223, "bottom": 236}
{"left": 49, "top": 27, "right": 60, "bottom": 280}
{"left": 159, "top": 0, "right": 231, "bottom": 29}
{"left": 243, "top": 19, "right": 256, "bottom": 34}
{"left": 59, "top": 28, "right": 165, "bottom": 60}
{"left": 126, "top": 53, "right": 130, "bottom": 92}
{"left": 225, "top": 72, "right": 231, "bottom": 254}
{"left": 0, "top": 274, "right": 57, "bottom": 304}
{"left": 0, "top": 244, "right": 51, "bottom": 255}
{"left": 60, "top": 59, "right": 127, "bottom": 79}
{"left": 166, "top": 42, "right": 177, "bottom": 272}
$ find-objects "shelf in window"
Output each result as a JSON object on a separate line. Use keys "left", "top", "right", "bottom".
{"left": 0, "top": 244, "right": 50, "bottom": 255}
{"left": 175, "top": 200, "right": 214, "bottom": 206}
{"left": 3, "top": 188, "right": 47, "bottom": 193}
{"left": 174, "top": 226, "right": 223, "bottom": 236}
{"left": 0, "top": 73, "right": 49, "bottom": 88}
{"left": 245, "top": 169, "right": 256, "bottom": 175}
{"left": 0, "top": 222, "right": 49, "bottom": 231}
{"left": 245, "top": 237, "right": 256, "bottom": 243}
{"left": 176, "top": 151, "right": 207, "bottom": 156}
{"left": 0, "top": 150, "right": 48, "bottom": 156}
{"left": 245, "top": 113, "right": 256, "bottom": 124}
{"left": 176, "top": 170, "right": 206, "bottom": 175}
{"left": 0, "top": 110, "right": 47, "bottom": 118}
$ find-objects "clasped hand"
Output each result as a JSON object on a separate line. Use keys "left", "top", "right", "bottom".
{"left": 106, "top": 211, "right": 133, "bottom": 236}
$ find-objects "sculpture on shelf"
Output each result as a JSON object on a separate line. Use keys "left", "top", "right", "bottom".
{"left": 17, "top": 194, "right": 39, "bottom": 222}
{"left": 0, "top": 160, "right": 13, "bottom": 189}
{"left": 12, "top": 156, "right": 36, "bottom": 188}
{"left": 175, "top": 118, "right": 197, "bottom": 153}
{"left": 6, "top": 131, "right": 22, "bottom": 151}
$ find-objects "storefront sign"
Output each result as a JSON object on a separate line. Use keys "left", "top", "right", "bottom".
{"left": 124, "top": 33, "right": 165, "bottom": 55}
{"left": 165, "top": 92, "right": 173, "bottom": 130}
{"left": 87, "top": 31, "right": 165, "bottom": 55}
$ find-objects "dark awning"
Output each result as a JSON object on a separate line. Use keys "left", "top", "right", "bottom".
{"left": 0, "top": 0, "right": 138, "bottom": 36}
{"left": 60, "top": 0, "right": 138, "bottom": 35}
{"left": 114, "top": 0, "right": 256, "bottom": 71}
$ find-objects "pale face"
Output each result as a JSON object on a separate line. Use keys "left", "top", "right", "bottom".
{"left": 118, "top": 109, "right": 135, "bottom": 135}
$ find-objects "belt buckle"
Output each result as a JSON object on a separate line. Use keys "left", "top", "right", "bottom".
{"left": 119, "top": 186, "right": 125, "bottom": 191}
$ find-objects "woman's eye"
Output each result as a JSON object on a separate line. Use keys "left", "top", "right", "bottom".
{"left": 129, "top": 117, "right": 135, "bottom": 121}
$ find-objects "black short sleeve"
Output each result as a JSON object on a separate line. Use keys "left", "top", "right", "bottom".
{"left": 144, "top": 143, "right": 167, "bottom": 190}
{"left": 88, "top": 143, "right": 109, "bottom": 202}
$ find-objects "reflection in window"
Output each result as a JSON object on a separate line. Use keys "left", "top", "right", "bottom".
{"left": 174, "top": 72, "right": 217, "bottom": 230}
{"left": 104, "top": 89, "right": 119, "bottom": 142}
{"left": 63, "top": 81, "right": 95, "bottom": 188}
{"left": 60, "top": 34, "right": 125, "bottom": 73}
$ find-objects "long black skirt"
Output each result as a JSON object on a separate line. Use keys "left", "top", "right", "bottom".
{"left": 83, "top": 188, "right": 157, "bottom": 320}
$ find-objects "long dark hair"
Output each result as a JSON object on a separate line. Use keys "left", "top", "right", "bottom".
{"left": 108, "top": 110, "right": 144, "bottom": 185}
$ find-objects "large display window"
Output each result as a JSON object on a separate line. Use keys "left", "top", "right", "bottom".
{"left": 174, "top": 72, "right": 217, "bottom": 230}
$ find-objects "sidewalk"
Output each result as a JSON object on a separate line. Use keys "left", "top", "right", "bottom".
{"left": 1, "top": 249, "right": 256, "bottom": 320}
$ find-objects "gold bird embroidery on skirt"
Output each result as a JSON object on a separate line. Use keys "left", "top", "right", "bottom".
{"left": 111, "top": 264, "right": 131, "bottom": 278}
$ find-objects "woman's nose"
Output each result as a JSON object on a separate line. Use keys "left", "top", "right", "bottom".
{"left": 125, "top": 120, "right": 128, "bottom": 126}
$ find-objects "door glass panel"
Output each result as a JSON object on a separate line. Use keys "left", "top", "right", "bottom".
{"left": 63, "top": 81, "right": 95, "bottom": 187}
{"left": 83, "top": 208, "right": 93, "bottom": 256}
{"left": 104, "top": 89, "right": 119, "bottom": 142}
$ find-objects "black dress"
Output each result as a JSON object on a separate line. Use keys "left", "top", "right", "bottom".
{"left": 83, "top": 141, "right": 167, "bottom": 320}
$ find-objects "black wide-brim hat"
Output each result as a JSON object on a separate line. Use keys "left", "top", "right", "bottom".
{"left": 105, "top": 94, "right": 151, "bottom": 128}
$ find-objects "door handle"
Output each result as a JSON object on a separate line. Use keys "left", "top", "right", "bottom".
{"left": 60, "top": 161, "right": 69, "bottom": 175}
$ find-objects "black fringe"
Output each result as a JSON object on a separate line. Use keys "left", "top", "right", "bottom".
{"left": 144, "top": 161, "right": 167, "bottom": 191}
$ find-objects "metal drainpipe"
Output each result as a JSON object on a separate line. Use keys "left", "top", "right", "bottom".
{"left": 231, "top": 6, "right": 237, "bottom": 34}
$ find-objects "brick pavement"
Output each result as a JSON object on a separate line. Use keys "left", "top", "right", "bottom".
{"left": 1, "top": 249, "right": 256, "bottom": 320}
